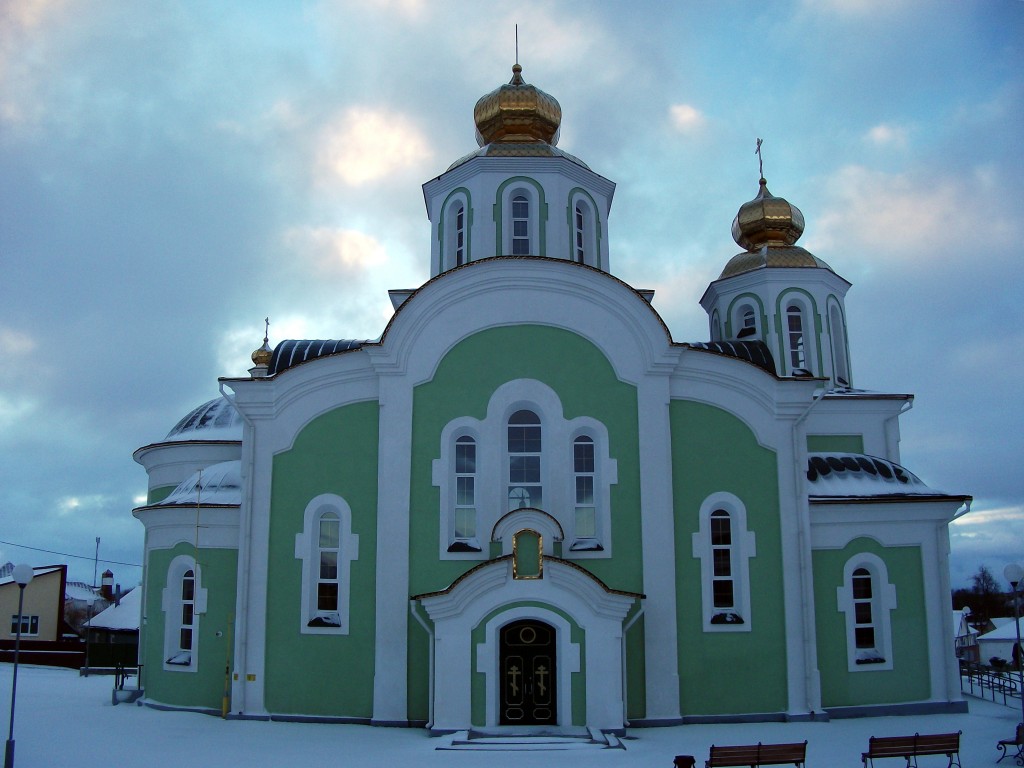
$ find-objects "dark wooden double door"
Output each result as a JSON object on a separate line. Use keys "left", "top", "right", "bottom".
{"left": 500, "top": 619, "right": 556, "bottom": 725}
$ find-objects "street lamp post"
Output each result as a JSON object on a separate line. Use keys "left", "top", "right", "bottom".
{"left": 5, "top": 563, "right": 34, "bottom": 768}
{"left": 1005, "top": 563, "right": 1024, "bottom": 731}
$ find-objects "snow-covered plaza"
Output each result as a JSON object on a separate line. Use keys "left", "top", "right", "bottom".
{"left": 1, "top": 664, "right": 1019, "bottom": 766}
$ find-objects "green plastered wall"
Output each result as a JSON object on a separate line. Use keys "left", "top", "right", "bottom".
{"left": 407, "top": 324, "right": 643, "bottom": 718}
{"left": 813, "top": 537, "right": 930, "bottom": 707}
{"left": 670, "top": 400, "right": 788, "bottom": 714}
{"left": 142, "top": 543, "right": 238, "bottom": 710}
{"left": 263, "top": 400, "right": 380, "bottom": 717}
{"left": 807, "top": 435, "right": 864, "bottom": 454}
{"left": 148, "top": 485, "right": 176, "bottom": 505}
{"left": 470, "top": 602, "right": 586, "bottom": 727}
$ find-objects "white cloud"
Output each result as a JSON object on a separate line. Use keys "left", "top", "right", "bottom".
{"left": 315, "top": 107, "right": 432, "bottom": 186}
{"left": 0, "top": 394, "right": 37, "bottom": 430}
{"left": 669, "top": 104, "right": 707, "bottom": 135}
{"left": 284, "top": 226, "right": 388, "bottom": 276}
{"left": 864, "top": 123, "right": 908, "bottom": 149}
{"left": 811, "top": 165, "right": 1017, "bottom": 259}
{"left": 0, "top": 326, "right": 36, "bottom": 355}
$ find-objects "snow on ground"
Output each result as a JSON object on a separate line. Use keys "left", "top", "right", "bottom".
{"left": 1, "top": 664, "right": 1020, "bottom": 767}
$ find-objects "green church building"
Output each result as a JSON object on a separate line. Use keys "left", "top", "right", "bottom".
{"left": 131, "top": 64, "right": 971, "bottom": 735}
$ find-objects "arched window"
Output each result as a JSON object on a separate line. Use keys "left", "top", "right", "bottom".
{"left": 162, "top": 555, "right": 206, "bottom": 671}
{"left": 738, "top": 307, "right": 757, "bottom": 339}
{"left": 454, "top": 435, "right": 477, "bottom": 543}
{"left": 838, "top": 553, "right": 897, "bottom": 671}
{"left": 830, "top": 304, "right": 850, "bottom": 386}
{"left": 512, "top": 195, "right": 530, "bottom": 255}
{"left": 786, "top": 303, "right": 806, "bottom": 370}
{"left": 574, "top": 204, "right": 586, "bottom": 263}
{"left": 571, "top": 435, "right": 601, "bottom": 550}
{"left": 710, "top": 310, "right": 722, "bottom": 342}
{"left": 454, "top": 204, "right": 466, "bottom": 266}
{"left": 296, "top": 495, "right": 359, "bottom": 634}
{"left": 508, "top": 410, "right": 542, "bottom": 510}
{"left": 692, "top": 494, "right": 755, "bottom": 631}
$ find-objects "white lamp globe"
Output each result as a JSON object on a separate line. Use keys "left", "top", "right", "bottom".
{"left": 11, "top": 563, "right": 33, "bottom": 587}
{"left": 1005, "top": 563, "right": 1024, "bottom": 587}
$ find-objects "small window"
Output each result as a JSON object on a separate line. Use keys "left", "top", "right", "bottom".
{"left": 830, "top": 304, "right": 850, "bottom": 386}
{"left": 574, "top": 205, "right": 586, "bottom": 263}
{"left": 452, "top": 436, "right": 479, "bottom": 548}
{"left": 508, "top": 410, "right": 542, "bottom": 510}
{"left": 571, "top": 436, "right": 602, "bottom": 550}
{"left": 787, "top": 304, "right": 806, "bottom": 370}
{"left": 838, "top": 554, "right": 896, "bottom": 671}
{"left": 512, "top": 195, "right": 530, "bottom": 255}
{"left": 296, "top": 496, "right": 359, "bottom": 634}
{"left": 738, "top": 307, "right": 757, "bottom": 339}
{"left": 692, "top": 494, "right": 755, "bottom": 632}
{"left": 454, "top": 204, "right": 466, "bottom": 266}
{"left": 9, "top": 615, "right": 39, "bottom": 636}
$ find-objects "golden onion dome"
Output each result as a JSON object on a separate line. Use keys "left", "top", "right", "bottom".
{"left": 473, "top": 63, "right": 561, "bottom": 147}
{"left": 251, "top": 325, "right": 272, "bottom": 367}
{"left": 720, "top": 178, "right": 833, "bottom": 279}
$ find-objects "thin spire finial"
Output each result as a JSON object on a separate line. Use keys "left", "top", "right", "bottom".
{"left": 755, "top": 137, "right": 765, "bottom": 182}
{"left": 515, "top": 24, "right": 519, "bottom": 65}
{"left": 263, "top": 316, "right": 270, "bottom": 343}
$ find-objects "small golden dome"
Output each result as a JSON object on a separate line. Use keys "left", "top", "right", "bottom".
{"left": 251, "top": 324, "right": 272, "bottom": 367}
{"left": 720, "top": 178, "right": 834, "bottom": 280}
{"left": 731, "top": 178, "right": 805, "bottom": 251}
{"left": 473, "top": 63, "right": 561, "bottom": 147}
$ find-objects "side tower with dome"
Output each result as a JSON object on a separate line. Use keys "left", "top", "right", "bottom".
{"left": 131, "top": 64, "right": 970, "bottom": 737}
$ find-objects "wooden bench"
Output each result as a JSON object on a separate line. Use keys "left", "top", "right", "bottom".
{"left": 861, "top": 731, "right": 961, "bottom": 767}
{"left": 997, "top": 723, "right": 1024, "bottom": 764}
{"left": 705, "top": 740, "right": 807, "bottom": 767}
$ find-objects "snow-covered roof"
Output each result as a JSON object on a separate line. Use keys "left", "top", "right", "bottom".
{"left": 806, "top": 453, "right": 949, "bottom": 499}
{"left": 159, "top": 460, "right": 242, "bottom": 506}
{"left": 978, "top": 618, "right": 1023, "bottom": 641}
{"left": 0, "top": 564, "right": 63, "bottom": 588}
{"left": 88, "top": 587, "right": 140, "bottom": 631}
{"left": 64, "top": 581, "right": 101, "bottom": 601}
{"left": 164, "top": 397, "right": 243, "bottom": 443}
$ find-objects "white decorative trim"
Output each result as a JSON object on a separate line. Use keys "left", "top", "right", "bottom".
{"left": 691, "top": 492, "right": 755, "bottom": 632}
{"left": 433, "top": 379, "right": 616, "bottom": 560}
{"left": 492, "top": 509, "right": 564, "bottom": 555}
{"left": 294, "top": 493, "right": 359, "bottom": 635}
{"left": 160, "top": 555, "right": 206, "bottom": 673}
{"left": 836, "top": 552, "right": 896, "bottom": 672}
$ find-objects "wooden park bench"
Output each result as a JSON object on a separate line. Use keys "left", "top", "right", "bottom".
{"left": 861, "top": 731, "right": 961, "bottom": 768}
{"left": 997, "top": 722, "right": 1024, "bottom": 764}
{"left": 704, "top": 740, "right": 807, "bottom": 767}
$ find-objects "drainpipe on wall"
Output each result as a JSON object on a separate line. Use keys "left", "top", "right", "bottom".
{"left": 408, "top": 600, "right": 435, "bottom": 730}
{"left": 792, "top": 386, "right": 827, "bottom": 716}
{"left": 220, "top": 381, "right": 254, "bottom": 716}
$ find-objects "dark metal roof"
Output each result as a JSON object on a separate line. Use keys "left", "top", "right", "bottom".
{"left": 687, "top": 340, "right": 776, "bottom": 376}
{"left": 268, "top": 339, "right": 368, "bottom": 376}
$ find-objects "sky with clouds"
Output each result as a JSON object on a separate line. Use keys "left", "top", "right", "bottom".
{"left": 1, "top": 0, "right": 1021, "bottom": 590}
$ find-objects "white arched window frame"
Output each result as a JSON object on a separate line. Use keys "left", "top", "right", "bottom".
{"left": 568, "top": 193, "right": 599, "bottom": 267}
{"left": 779, "top": 293, "right": 817, "bottom": 376}
{"left": 497, "top": 182, "right": 543, "bottom": 257}
{"left": 727, "top": 296, "right": 763, "bottom": 341}
{"left": 295, "top": 494, "right": 359, "bottom": 635}
{"left": 692, "top": 493, "right": 755, "bottom": 632}
{"left": 441, "top": 191, "right": 471, "bottom": 271}
{"left": 828, "top": 300, "right": 851, "bottom": 387}
{"left": 710, "top": 310, "right": 722, "bottom": 342}
{"left": 162, "top": 555, "right": 207, "bottom": 671}
{"left": 432, "top": 380, "right": 617, "bottom": 560}
{"left": 837, "top": 552, "right": 897, "bottom": 671}
{"left": 569, "top": 433, "right": 603, "bottom": 551}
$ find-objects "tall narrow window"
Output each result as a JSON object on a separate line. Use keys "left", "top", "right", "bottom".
{"left": 787, "top": 304, "right": 806, "bottom": 370}
{"left": 574, "top": 205, "right": 586, "bottom": 263}
{"left": 508, "top": 410, "right": 542, "bottom": 510}
{"left": 512, "top": 195, "right": 530, "bottom": 255}
{"left": 176, "top": 569, "right": 195, "bottom": 662}
{"left": 162, "top": 556, "right": 205, "bottom": 670}
{"left": 316, "top": 512, "right": 340, "bottom": 625}
{"left": 573, "top": 436, "right": 598, "bottom": 544}
{"left": 693, "top": 494, "right": 754, "bottom": 631}
{"left": 830, "top": 305, "right": 850, "bottom": 386}
{"left": 838, "top": 553, "right": 896, "bottom": 670}
{"left": 710, "top": 511, "right": 735, "bottom": 614}
{"left": 296, "top": 495, "right": 359, "bottom": 634}
{"left": 454, "top": 436, "right": 477, "bottom": 540}
{"left": 852, "top": 568, "right": 875, "bottom": 652}
{"left": 455, "top": 204, "right": 466, "bottom": 266}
